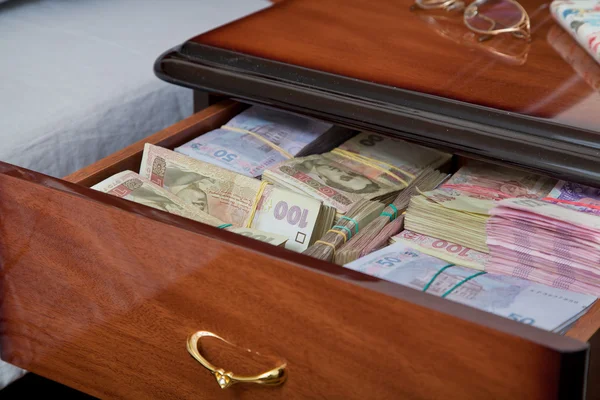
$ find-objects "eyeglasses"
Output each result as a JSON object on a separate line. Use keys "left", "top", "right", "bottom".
{"left": 411, "top": 0, "right": 531, "bottom": 42}
{"left": 416, "top": 14, "right": 530, "bottom": 65}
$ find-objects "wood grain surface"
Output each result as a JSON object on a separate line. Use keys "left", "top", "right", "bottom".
{"left": 0, "top": 163, "right": 589, "bottom": 399}
{"left": 193, "top": 0, "right": 600, "bottom": 132}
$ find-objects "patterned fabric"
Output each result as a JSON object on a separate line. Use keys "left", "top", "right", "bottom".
{"left": 551, "top": 0, "right": 600, "bottom": 64}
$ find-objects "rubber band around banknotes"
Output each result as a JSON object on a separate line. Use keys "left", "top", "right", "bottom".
{"left": 327, "top": 225, "right": 353, "bottom": 243}
{"left": 422, "top": 264, "right": 455, "bottom": 293}
{"left": 441, "top": 271, "right": 486, "bottom": 298}
{"left": 542, "top": 197, "right": 600, "bottom": 212}
{"left": 327, "top": 229, "right": 347, "bottom": 243}
{"left": 333, "top": 224, "right": 353, "bottom": 239}
{"left": 217, "top": 224, "right": 233, "bottom": 229}
{"left": 221, "top": 125, "right": 294, "bottom": 159}
{"left": 315, "top": 240, "right": 337, "bottom": 254}
{"left": 333, "top": 148, "right": 415, "bottom": 177}
{"left": 331, "top": 148, "right": 413, "bottom": 186}
{"left": 339, "top": 215, "right": 359, "bottom": 235}
{"left": 380, "top": 204, "right": 399, "bottom": 221}
{"left": 246, "top": 181, "right": 270, "bottom": 228}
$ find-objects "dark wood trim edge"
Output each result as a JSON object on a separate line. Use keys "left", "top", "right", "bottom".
{"left": 154, "top": 45, "right": 600, "bottom": 187}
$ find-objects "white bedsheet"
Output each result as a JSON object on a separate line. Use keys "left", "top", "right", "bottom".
{"left": 0, "top": 0, "right": 268, "bottom": 178}
{"left": 0, "top": 0, "right": 268, "bottom": 389}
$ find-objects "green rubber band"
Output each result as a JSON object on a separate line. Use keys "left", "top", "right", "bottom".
{"left": 422, "top": 264, "right": 455, "bottom": 293}
{"left": 441, "top": 271, "right": 487, "bottom": 298}
{"left": 389, "top": 204, "right": 398, "bottom": 219}
{"left": 380, "top": 211, "right": 394, "bottom": 221}
{"left": 217, "top": 224, "right": 233, "bottom": 229}
{"left": 340, "top": 216, "right": 359, "bottom": 234}
{"left": 380, "top": 204, "right": 399, "bottom": 221}
{"left": 332, "top": 225, "right": 353, "bottom": 239}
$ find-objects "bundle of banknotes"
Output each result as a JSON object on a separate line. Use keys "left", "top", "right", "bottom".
{"left": 266, "top": 132, "right": 452, "bottom": 261}
{"left": 94, "top": 107, "right": 441, "bottom": 255}
{"left": 345, "top": 242, "right": 597, "bottom": 333}
{"left": 487, "top": 197, "right": 600, "bottom": 296}
{"left": 138, "top": 143, "right": 337, "bottom": 252}
{"left": 93, "top": 171, "right": 289, "bottom": 247}
{"left": 544, "top": 180, "right": 600, "bottom": 214}
{"left": 90, "top": 107, "right": 351, "bottom": 253}
{"left": 393, "top": 180, "right": 600, "bottom": 297}
{"left": 390, "top": 230, "right": 490, "bottom": 271}
{"left": 332, "top": 169, "right": 449, "bottom": 264}
{"left": 263, "top": 131, "right": 451, "bottom": 219}
{"left": 405, "top": 161, "right": 557, "bottom": 253}
{"left": 175, "top": 106, "right": 356, "bottom": 177}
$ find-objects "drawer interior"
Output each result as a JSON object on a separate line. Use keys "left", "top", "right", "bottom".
{"left": 65, "top": 99, "right": 600, "bottom": 344}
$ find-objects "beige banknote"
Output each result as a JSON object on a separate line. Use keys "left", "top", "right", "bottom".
{"left": 405, "top": 192, "right": 491, "bottom": 253}
{"left": 263, "top": 153, "right": 398, "bottom": 214}
{"left": 140, "top": 144, "right": 262, "bottom": 227}
{"left": 139, "top": 144, "right": 332, "bottom": 252}
{"left": 335, "top": 131, "right": 451, "bottom": 185}
{"left": 93, "top": 170, "right": 227, "bottom": 226}
{"left": 392, "top": 230, "right": 489, "bottom": 271}
{"left": 263, "top": 132, "right": 451, "bottom": 214}
{"left": 417, "top": 189, "right": 496, "bottom": 215}
{"left": 92, "top": 170, "right": 287, "bottom": 247}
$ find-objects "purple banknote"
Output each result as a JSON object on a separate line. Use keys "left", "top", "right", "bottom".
{"left": 544, "top": 180, "right": 600, "bottom": 215}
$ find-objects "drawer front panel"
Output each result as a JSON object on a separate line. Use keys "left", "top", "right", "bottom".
{"left": 0, "top": 163, "right": 588, "bottom": 400}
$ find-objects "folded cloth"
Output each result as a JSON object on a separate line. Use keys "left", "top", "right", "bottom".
{"left": 551, "top": 0, "right": 600, "bottom": 64}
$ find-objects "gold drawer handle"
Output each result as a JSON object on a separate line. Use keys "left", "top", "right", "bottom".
{"left": 186, "top": 331, "right": 287, "bottom": 389}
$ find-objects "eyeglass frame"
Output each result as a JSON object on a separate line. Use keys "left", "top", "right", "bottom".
{"left": 411, "top": 0, "right": 532, "bottom": 42}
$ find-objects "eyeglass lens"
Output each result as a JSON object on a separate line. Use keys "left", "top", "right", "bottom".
{"left": 465, "top": 0, "right": 524, "bottom": 32}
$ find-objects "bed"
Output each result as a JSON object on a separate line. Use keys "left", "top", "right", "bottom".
{"left": 0, "top": 0, "right": 268, "bottom": 178}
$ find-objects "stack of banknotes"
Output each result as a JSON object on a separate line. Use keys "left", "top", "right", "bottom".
{"left": 487, "top": 197, "right": 600, "bottom": 296}
{"left": 265, "top": 131, "right": 451, "bottom": 261}
{"left": 397, "top": 179, "right": 600, "bottom": 297}
{"left": 345, "top": 241, "right": 597, "bottom": 333}
{"left": 544, "top": 180, "right": 600, "bottom": 215}
{"left": 93, "top": 171, "right": 289, "bottom": 247}
{"left": 93, "top": 107, "right": 376, "bottom": 253}
{"left": 390, "top": 230, "right": 490, "bottom": 271}
{"left": 138, "top": 144, "right": 336, "bottom": 253}
{"left": 332, "top": 169, "right": 449, "bottom": 264}
{"left": 405, "top": 161, "right": 556, "bottom": 253}
{"left": 175, "top": 106, "right": 356, "bottom": 177}
{"left": 86, "top": 103, "right": 600, "bottom": 331}
{"left": 263, "top": 131, "right": 451, "bottom": 220}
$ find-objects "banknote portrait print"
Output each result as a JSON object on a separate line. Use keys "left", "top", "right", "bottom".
{"left": 446, "top": 166, "right": 547, "bottom": 199}
{"left": 561, "top": 182, "right": 600, "bottom": 207}
{"left": 164, "top": 167, "right": 215, "bottom": 213}
{"left": 294, "top": 159, "right": 381, "bottom": 194}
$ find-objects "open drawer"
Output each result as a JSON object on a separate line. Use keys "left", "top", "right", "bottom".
{"left": 1, "top": 100, "right": 598, "bottom": 399}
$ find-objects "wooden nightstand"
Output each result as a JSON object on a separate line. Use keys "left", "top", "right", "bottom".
{"left": 1, "top": 0, "right": 600, "bottom": 399}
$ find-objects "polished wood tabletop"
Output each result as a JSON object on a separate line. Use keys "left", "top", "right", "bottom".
{"left": 191, "top": 0, "right": 600, "bottom": 133}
